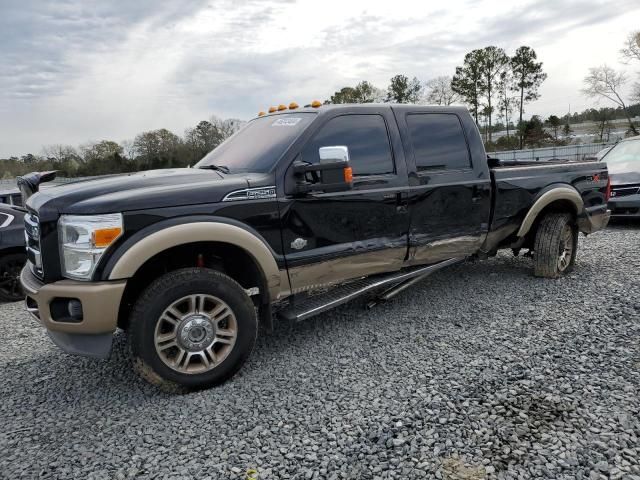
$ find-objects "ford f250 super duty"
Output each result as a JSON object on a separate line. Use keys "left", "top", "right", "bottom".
{"left": 19, "top": 104, "right": 610, "bottom": 391}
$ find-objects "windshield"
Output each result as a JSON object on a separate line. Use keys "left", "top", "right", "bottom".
{"left": 603, "top": 139, "right": 640, "bottom": 173}
{"left": 196, "top": 112, "right": 316, "bottom": 173}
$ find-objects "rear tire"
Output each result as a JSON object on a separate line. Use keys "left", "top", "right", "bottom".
{"left": 0, "top": 253, "right": 26, "bottom": 302}
{"left": 533, "top": 213, "right": 578, "bottom": 278}
{"left": 129, "top": 268, "right": 257, "bottom": 392}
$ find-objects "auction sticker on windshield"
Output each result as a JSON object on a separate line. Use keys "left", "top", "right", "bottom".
{"left": 271, "top": 118, "right": 302, "bottom": 127}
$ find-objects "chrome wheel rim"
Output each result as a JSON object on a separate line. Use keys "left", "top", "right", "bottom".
{"left": 154, "top": 294, "right": 237, "bottom": 374}
{"left": 557, "top": 225, "right": 574, "bottom": 272}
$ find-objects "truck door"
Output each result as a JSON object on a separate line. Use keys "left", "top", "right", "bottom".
{"left": 279, "top": 110, "right": 411, "bottom": 294}
{"left": 394, "top": 110, "right": 491, "bottom": 265}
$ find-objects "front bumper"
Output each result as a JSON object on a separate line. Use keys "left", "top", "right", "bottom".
{"left": 608, "top": 195, "right": 640, "bottom": 217}
{"left": 20, "top": 266, "right": 127, "bottom": 358}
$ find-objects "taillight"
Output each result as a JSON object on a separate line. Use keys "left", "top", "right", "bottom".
{"left": 605, "top": 176, "right": 611, "bottom": 201}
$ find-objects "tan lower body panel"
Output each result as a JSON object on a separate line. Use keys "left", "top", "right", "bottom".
{"left": 287, "top": 247, "right": 406, "bottom": 294}
{"left": 20, "top": 266, "right": 126, "bottom": 334}
{"left": 406, "top": 235, "right": 483, "bottom": 266}
{"left": 286, "top": 236, "right": 483, "bottom": 295}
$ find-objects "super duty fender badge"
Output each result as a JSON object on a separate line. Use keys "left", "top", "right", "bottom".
{"left": 222, "top": 186, "right": 276, "bottom": 201}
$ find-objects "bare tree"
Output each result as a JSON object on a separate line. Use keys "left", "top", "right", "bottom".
{"left": 582, "top": 65, "right": 638, "bottom": 135}
{"left": 120, "top": 139, "right": 136, "bottom": 161}
{"left": 620, "top": 31, "right": 640, "bottom": 63}
{"left": 424, "top": 76, "right": 459, "bottom": 106}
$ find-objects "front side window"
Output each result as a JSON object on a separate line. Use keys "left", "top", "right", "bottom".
{"left": 406, "top": 113, "right": 471, "bottom": 171}
{"left": 301, "top": 114, "right": 395, "bottom": 176}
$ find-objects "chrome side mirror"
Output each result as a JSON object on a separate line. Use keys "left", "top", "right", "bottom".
{"left": 319, "top": 145, "right": 350, "bottom": 164}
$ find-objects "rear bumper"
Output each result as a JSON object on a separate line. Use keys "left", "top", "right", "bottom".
{"left": 608, "top": 196, "right": 640, "bottom": 217}
{"left": 20, "top": 266, "right": 126, "bottom": 358}
{"left": 577, "top": 205, "right": 610, "bottom": 234}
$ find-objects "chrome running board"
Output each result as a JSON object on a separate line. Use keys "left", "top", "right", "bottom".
{"left": 277, "top": 258, "right": 463, "bottom": 322}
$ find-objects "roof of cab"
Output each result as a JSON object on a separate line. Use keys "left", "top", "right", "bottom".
{"left": 253, "top": 103, "right": 469, "bottom": 120}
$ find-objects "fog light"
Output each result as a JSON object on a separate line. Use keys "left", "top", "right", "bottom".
{"left": 68, "top": 299, "right": 83, "bottom": 321}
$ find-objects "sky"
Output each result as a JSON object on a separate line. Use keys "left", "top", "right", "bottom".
{"left": 1, "top": 0, "right": 639, "bottom": 157}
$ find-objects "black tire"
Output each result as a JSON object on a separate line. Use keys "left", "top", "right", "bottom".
{"left": 129, "top": 268, "right": 257, "bottom": 392}
{"left": 0, "top": 253, "right": 26, "bottom": 302}
{"left": 533, "top": 213, "right": 578, "bottom": 278}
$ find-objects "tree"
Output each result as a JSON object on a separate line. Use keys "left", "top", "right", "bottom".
{"left": 185, "top": 120, "right": 223, "bottom": 160}
{"left": 520, "top": 115, "right": 552, "bottom": 148}
{"left": 581, "top": 65, "right": 638, "bottom": 135}
{"left": 478, "top": 46, "right": 510, "bottom": 142}
{"left": 562, "top": 123, "right": 573, "bottom": 138}
{"left": 497, "top": 69, "right": 516, "bottom": 139}
{"left": 592, "top": 109, "right": 613, "bottom": 142}
{"left": 424, "top": 76, "right": 458, "bottom": 106}
{"left": 386, "top": 74, "right": 422, "bottom": 104}
{"left": 326, "top": 81, "right": 383, "bottom": 104}
{"left": 353, "top": 81, "right": 384, "bottom": 103}
{"left": 620, "top": 31, "right": 640, "bottom": 63}
{"left": 545, "top": 115, "right": 562, "bottom": 140}
{"left": 79, "top": 140, "right": 127, "bottom": 175}
{"left": 452, "top": 49, "right": 484, "bottom": 126}
{"left": 133, "top": 129, "right": 183, "bottom": 169}
{"left": 329, "top": 87, "right": 357, "bottom": 104}
{"left": 511, "top": 46, "right": 547, "bottom": 149}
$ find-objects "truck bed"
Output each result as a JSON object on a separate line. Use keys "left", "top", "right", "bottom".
{"left": 483, "top": 160, "right": 609, "bottom": 252}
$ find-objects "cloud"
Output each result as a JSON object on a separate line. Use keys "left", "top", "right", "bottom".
{"left": 1, "top": 0, "right": 639, "bottom": 156}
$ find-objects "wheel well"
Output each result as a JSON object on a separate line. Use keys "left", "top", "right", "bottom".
{"left": 524, "top": 199, "right": 578, "bottom": 249}
{"left": 0, "top": 247, "right": 26, "bottom": 258}
{"left": 116, "top": 241, "right": 267, "bottom": 330}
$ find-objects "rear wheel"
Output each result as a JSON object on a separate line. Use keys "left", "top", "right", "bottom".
{"left": 0, "top": 253, "right": 26, "bottom": 302}
{"left": 129, "top": 268, "right": 257, "bottom": 392}
{"left": 533, "top": 213, "right": 578, "bottom": 278}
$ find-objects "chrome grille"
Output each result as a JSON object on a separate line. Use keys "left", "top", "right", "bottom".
{"left": 24, "top": 213, "right": 44, "bottom": 278}
{"left": 610, "top": 184, "right": 640, "bottom": 198}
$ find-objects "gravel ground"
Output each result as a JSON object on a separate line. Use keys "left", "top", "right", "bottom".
{"left": 1, "top": 223, "right": 639, "bottom": 480}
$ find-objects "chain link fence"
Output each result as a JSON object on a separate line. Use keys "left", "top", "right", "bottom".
{"left": 487, "top": 142, "right": 615, "bottom": 162}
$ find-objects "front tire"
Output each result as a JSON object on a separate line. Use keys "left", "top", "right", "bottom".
{"left": 0, "top": 253, "right": 26, "bottom": 302}
{"left": 129, "top": 268, "right": 257, "bottom": 391}
{"left": 533, "top": 213, "right": 578, "bottom": 278}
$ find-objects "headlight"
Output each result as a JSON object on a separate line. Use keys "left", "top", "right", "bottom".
{"left": 58, "top": 213, "right": 123, "bottom": 280}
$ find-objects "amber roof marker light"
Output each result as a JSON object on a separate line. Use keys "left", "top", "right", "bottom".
{"left": 268, "top": 106, "right": 277, "bottom": 113}
{"left": 277, "top": 104, "right": 287, "bottom": 111}
{"left": 258, "top": 111, "right": 266, "bottom": 116}
{"left": 311, "top": 100, "right": 322, "bottom": 108}
{"left": 289, "top": 102, "right": 299, "bottom": 109}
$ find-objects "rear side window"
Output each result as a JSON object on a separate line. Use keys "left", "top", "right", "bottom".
{"left": 302, "top": 114, "right": 395, "bottom": 176}
{"left": 406, "top": 113, "right": 471, "bottom": 171}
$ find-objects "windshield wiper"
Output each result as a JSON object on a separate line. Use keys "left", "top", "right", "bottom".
{"left": 198, "top": 165, "right": 230, "bottom": 174}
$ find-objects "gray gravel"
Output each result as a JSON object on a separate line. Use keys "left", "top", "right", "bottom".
{"left": 1, "top": 223, "right": 639, "bottom": 480}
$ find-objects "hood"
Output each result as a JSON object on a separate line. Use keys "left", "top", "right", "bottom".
{"left": 27, "top": 168, "right": 274, "bottom": 218}
{"left": 609, "top": 161, "right": 640, "bottom": 185}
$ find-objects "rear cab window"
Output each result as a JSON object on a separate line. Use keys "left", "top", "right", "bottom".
{"left": 406, "top": 113, "right": 471, "bottom": 172}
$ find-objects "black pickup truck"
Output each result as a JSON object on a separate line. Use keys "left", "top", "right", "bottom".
{"left": 20, "top": 104, "right": 610, "bottom": 391}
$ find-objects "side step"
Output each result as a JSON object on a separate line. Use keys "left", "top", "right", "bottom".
{"left": 277, "top": 257, "right": 463, "bottom": 322}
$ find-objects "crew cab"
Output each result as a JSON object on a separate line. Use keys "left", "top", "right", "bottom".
{"left": 19, "top": 105, "right": 610, "bottom": 391}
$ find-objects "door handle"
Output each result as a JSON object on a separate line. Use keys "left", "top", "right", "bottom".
{"left": 471, "top": 185, "right": 483, "bottom": 202}
{"left": 396, "top": 192, "right": 408, "bottom": 213}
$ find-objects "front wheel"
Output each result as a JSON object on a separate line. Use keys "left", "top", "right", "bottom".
{"left": 533, "top": 213, "right": 578, "bottom": 278}
{"left": 0, "top": 253, "right": 26, "bottom": 302}
{"left": 129, "top": 268, "right": 257, "bottom": 391}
